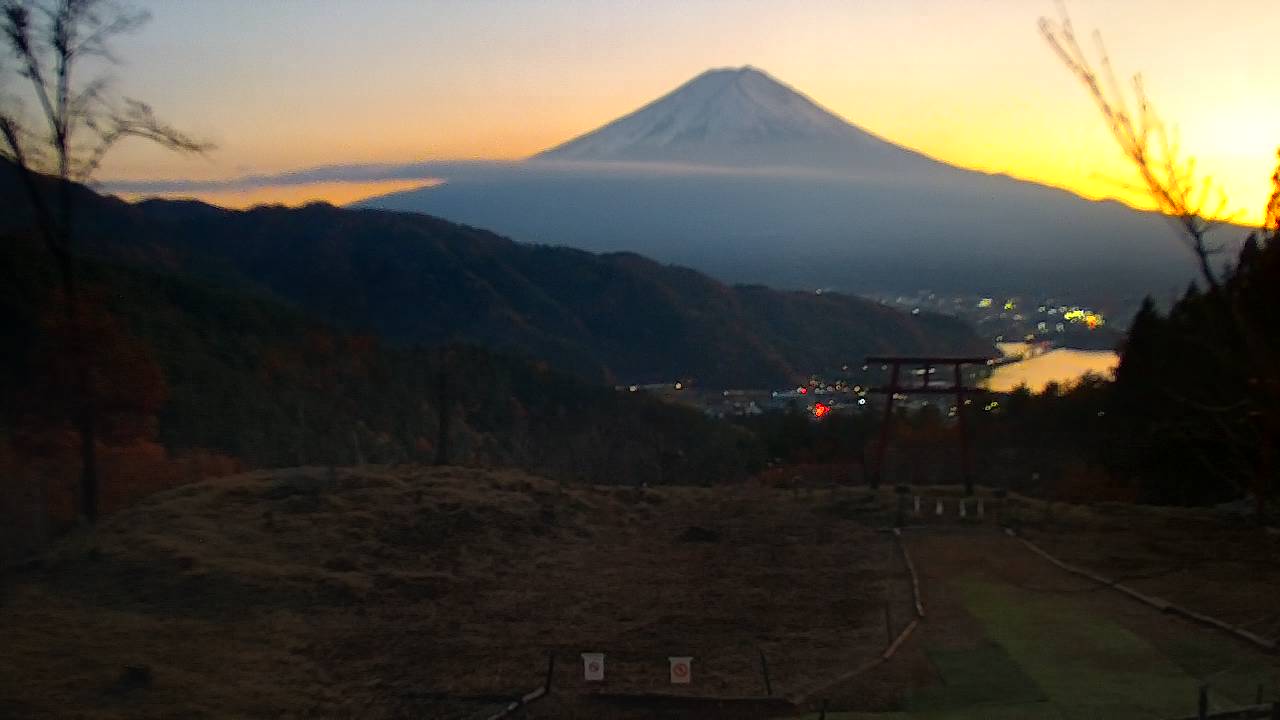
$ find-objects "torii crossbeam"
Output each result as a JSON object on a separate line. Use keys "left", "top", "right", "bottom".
{"left": 865, "top": 355, "right": 992, "bottom": 495}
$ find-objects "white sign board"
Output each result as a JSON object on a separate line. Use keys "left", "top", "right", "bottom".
{"left": 935, "top": 499, "right": 943, "bottom": 516}
{"left": 669, "top": 656, "right": 692, "bottom": 684}
{"left": 581, "top": 653, "right": 604, "bottom": 681}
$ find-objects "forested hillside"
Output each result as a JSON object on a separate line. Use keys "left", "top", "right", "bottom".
{"left": 0, "top": 237, "right": 759, "bottom": 560}
{"left": 960, "top": 223, "right": 1280, "bottom": 512}
{"left": 0, "top": 160, "right": 989, "bottom": 388}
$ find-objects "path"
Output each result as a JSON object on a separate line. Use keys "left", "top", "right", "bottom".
{"left": 803, "top": 530, "right": 1280, "bottom": 719}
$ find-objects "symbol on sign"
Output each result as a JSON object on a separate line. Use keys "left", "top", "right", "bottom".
{"left": 589, "top": 662, "right": 599, "bottom": 673}
{"left": 669, "top": 656, "right": 693, "bottom": 684}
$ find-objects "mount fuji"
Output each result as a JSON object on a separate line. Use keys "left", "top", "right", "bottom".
{"left": 362, "top": 67, "right": 1234, "bottom": 306}
{"left": 537, "top": 66, "right": 940, "bottom": 173}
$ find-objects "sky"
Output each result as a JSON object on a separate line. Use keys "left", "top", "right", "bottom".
{"left": 81, "top": 0, "right": 1279, "bottom": 223}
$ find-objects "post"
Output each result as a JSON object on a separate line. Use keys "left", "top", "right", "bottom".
{"left": 1271, "top": 700, "right": 1278, "bottom": 720}
{"left": 434, "top": 357, "right": 452, "bottom": 466}
{"left": 884, "top": 602, "right": 894, "bottom": 648}
{"left": 819, "top": 698, "right": 828, "bottom": 720}
{"left": 954, "top": 363, "right": 973, "bottom": 496}
{"left": 544, "top": 652, "right": 556, "bottom": 693}
{"left": 872, "top": 363, "right": 901, "bottom": 489}
{"left": 1198, "top": 684, "right": 1208, "bottom": 720}
{"left": 758, "top": 649, "right": 773, "bottom": 696}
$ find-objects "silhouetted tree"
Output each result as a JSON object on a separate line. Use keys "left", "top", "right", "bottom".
{"left": 1, "top": 0, "right": 208, "bottom": 522}
{"left": 1043, "top": 9, "right": 1280, "bottom": 516}
{"left": 1040, "top": 10, "right": 1233, "bottom": 291}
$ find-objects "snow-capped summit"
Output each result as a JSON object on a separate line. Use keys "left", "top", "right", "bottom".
{"left": 536, "top": 66, "right": 939, "bottom": 172}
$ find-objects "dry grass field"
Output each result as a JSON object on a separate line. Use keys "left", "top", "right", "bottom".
{"left": 3, "top": 471, "right": 1278, "bottom": 719}
{"left": 0, "top": 467, "right": 908, "bottom": 719}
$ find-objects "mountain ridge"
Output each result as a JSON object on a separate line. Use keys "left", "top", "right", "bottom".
{"left": 1, "top": 159, "right": 989, "bottom": 388}
{"left": 366, "top": 66, "right": 1225, "bottom": 304}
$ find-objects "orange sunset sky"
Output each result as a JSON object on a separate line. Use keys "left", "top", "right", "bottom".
{"left": 97, "top": 0, "right": 1278, "bottom": 223}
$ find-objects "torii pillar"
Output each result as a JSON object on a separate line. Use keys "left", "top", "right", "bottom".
{"left": 866, "top": 356, "right": 990, "bottom": 495}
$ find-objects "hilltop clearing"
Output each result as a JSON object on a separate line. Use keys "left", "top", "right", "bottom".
{"left": 0, "top": 466, "right": 903, "bottom": 719}
{"left": 3, "top": 472, "right": 1277, "bottom": 719}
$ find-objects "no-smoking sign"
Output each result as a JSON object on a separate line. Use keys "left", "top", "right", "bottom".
{"left": 668, "top": 656, "right": 692, "bottom": 684}
{"left": 581, "top": 653, "right": 604, "bottom": 681}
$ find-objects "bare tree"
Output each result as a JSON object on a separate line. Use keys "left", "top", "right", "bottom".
{"left": 1040, "top": 7, "right": 1280, "bottom": 519}
{"left": 1, "top": 0, "right": 209, "bottom": 523}
{"left": 1038, "top": 9, "right": 1236, "bottom": 291}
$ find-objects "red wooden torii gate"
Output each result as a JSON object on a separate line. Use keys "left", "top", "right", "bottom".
{"left": 865, "top": 355, "right": 991, "bottom": 496}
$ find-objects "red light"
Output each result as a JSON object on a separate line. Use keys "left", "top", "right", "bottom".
{"left": 813, "top": 402, "right": 830, "bottom": 418}
{"left": 799, "top": 387, "right": 808, "bottom": 395}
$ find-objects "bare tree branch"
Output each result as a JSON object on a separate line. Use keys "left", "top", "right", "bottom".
{"left": 3, "top": 1, "right": 62, "bottom": 146}
{"left": 1043, "top": 8, "right": 1280, "bottom": 518}
{"left": 2, "top": 0, "right": 210, "bottom": 180}
{"left": 77, "top": 98, "right": 211, "bottom": 179}
{"left": 1, "top": 0, "right": 212, "bottom": 524}
{"left": 1039, "top": 7, "right": 1231, "bottom": 292}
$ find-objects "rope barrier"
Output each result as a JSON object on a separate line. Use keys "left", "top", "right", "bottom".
{"left": 894, "top": 527, "right": 925, "bottom": 619}
{"left": 1007, "top": 528, "right": 1278, "bottom": 654}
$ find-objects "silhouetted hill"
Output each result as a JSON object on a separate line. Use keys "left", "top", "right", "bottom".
{"left": 1, "top": 235, "right": 759, "bottom": 487}
{"left": 1, "top": 161, "right": 988, "bottom": 387}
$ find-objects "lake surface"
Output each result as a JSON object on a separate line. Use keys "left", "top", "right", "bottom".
{"left": 986, "top": 345, "right": 1119, "bottom": 393}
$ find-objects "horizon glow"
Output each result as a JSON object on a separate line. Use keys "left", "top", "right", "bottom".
{"left": 91, "top": 0, "right": 1277, "bottom": 222}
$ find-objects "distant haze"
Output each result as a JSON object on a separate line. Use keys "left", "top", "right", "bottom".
{"left": 97, "top": 1, "right": 1276, "bottom": 223}
{"left": 361, "top": 67, "right": 1239, "bottom": 306}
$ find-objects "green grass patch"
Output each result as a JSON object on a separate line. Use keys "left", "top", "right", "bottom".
{"left": 783, "top": 573, "right": 1280, "bottom": 720}
{"left": 957, "top": 577, "right": 1223, "bottom": 719}
{"left": 1145, "top": 634, "right": 1278, "bottom": 707}
{"left": 783, "top": 703, "right": 1062, "bottom": 720}
{"left": 906, "top": 642, "right": 1046, "bottom": 711}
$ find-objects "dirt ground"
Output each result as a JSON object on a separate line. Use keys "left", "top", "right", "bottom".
{"left": 0, "top": 466, "right": 908, "bottom": 719}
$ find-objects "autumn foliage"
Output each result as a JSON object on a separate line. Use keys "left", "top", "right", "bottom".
{"left": 2, "top": 294, "right": 238, "bottom": 557}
